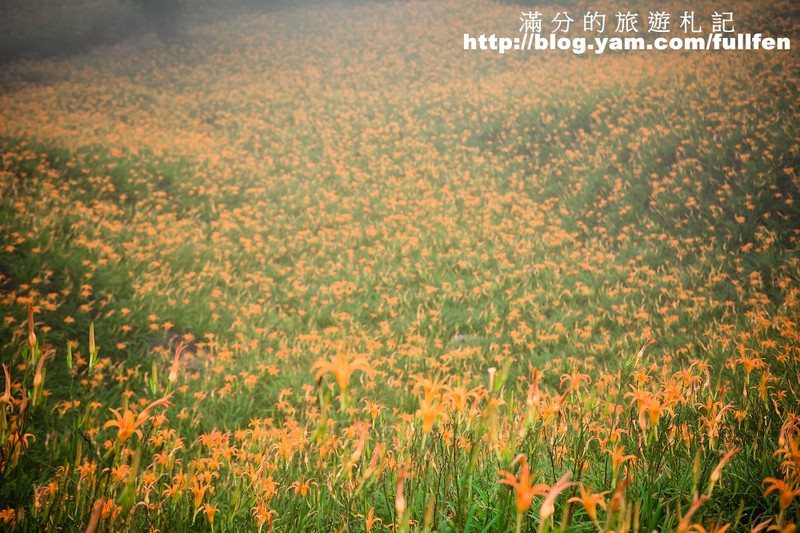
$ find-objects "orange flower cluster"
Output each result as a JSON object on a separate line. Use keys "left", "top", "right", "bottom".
{"left": 0, "top": 0, "right": 799, "bottom": 530}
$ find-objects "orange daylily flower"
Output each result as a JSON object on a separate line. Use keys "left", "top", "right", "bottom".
{"left": 763, "top": 477, "right": 800, "bottom": 511}
{"left": 417, "top": 397, "right": 446, "bottom": 434}
{"left": 568, "top": 484, "right": 608, "bottom": 522}
{"left": 311, "top": 353, "right": 369, "bottom": 401}
{"left": 103, "top": 393, "right": 173, "bottom": 443}
{"left": 539, "top": 472, "right": 574, "bottom": 521}
{"left": 498, "top": 455, "right": 550, "bottom": 515}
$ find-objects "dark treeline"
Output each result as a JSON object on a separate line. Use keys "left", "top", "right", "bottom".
{"left": 0, "top": 0, "right": 338, "bottom": 65}
{"left": 135, "top": 0, "right": 183, "bottom": 42}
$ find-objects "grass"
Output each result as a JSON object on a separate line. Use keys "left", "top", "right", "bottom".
{"left": 1, "top": 0, "right": 800, "bottom": 530}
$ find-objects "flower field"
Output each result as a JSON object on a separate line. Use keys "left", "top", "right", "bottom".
{"left": 1, "top": 0, "right": 799, "bottom": 530}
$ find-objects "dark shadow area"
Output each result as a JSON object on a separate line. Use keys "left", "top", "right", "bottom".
{"left": 0, "top": 0, "right": 377, "bottom": 66}
{"left": 0, "top": 0, "right": 192, "bottom": 65}
{"left": 0, "top": 7, "right": 144, "bottom": 65}
{"left": 137, "top": 0, "right": 182, "bottom": 42}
